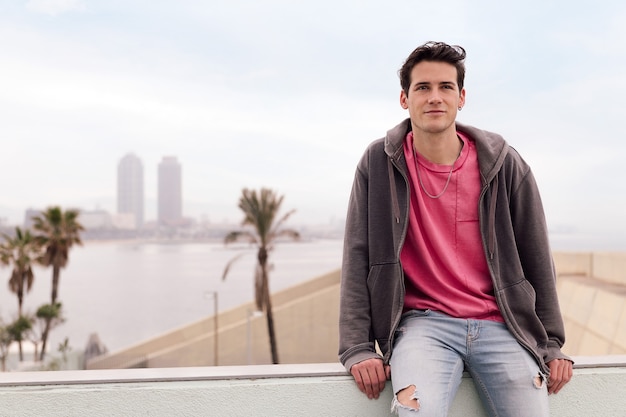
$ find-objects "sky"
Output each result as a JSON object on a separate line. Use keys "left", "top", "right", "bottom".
{"left": 1, "top": 0, "right": 625, "bottom": 249}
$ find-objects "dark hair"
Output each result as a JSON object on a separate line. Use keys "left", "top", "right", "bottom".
{"left": 399, "top": 41, "right": 466, "bottom": 95}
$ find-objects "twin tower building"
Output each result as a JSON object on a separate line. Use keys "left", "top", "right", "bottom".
{"left": 117, "top": 153, "right": 182, "bottom": 229}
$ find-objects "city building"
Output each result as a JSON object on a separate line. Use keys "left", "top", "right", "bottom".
{"left": 158, "top": 156, "right": 182, "bottom": 225}
{"left": 117, "top": 153, "right": 144, "bottom": 229}
{"left": 23, "top": 208, "right": 43, "bottom": 230}
{"left": 79, "top": 209, "right": 113, "bottom": 230}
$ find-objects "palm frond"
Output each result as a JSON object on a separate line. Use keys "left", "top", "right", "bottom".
{"left": 30, "top": 206, "right": 84, "bottom": 269}
{"left": 269, "top": 209, "right": 297, "bottom": 235}
{"left": 238, "top": 188, "right": 287, "bottom": 245}
{"left": 2, "top": 227, "right": 40, "bottom": 302}
{"left": 221, "top": 251, "right": 250, "bottom": 281}
{"left": 275, "top": 228, "right": 300, "bottom": 240}
{"left": 224, "top": 230, "right": 257, "bottom": 245}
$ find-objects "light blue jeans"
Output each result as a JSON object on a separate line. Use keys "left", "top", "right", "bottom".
{"left": 389, "top": 310, "right": 549, "bottom": 417}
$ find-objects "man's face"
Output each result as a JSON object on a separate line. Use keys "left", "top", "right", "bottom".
{"left": 400, "top": 60, "right": 465, "bottom": 136}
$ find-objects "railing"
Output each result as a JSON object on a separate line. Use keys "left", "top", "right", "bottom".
{"left": 1, "top": 357, "right": 625, "bottom": 416}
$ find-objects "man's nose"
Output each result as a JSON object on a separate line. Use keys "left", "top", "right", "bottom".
{"left": 428, "top": 91, "right": 443, "bottom": 103}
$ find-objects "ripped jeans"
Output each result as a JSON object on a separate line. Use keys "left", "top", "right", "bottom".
{"left": 389, "top": 310, "right": 549, "bottom": 417}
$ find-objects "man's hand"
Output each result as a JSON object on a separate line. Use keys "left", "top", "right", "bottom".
{"left": 546, "top": 358, "right": 573, "bottom": 394}
{"left": 350, "top": 358, "right": 391, "bottom": 399}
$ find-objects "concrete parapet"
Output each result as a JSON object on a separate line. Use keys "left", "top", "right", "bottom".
{"left": 558, "top": 275, "right": 626, "bottom": 356}
{"left": 553, "top": 251, "right": 626, "bottom": 285}
{"left": 1, "top": 359, "right": 625, "bottom": 416}
{"left": 592, "top": 252, "right": 626, "bottom": 286}
{"left": 86, "top": 269, "right": 341, "bottom": 369}
{"left": 553, "top": 251, "right": 626, "bottom": 356}
{"left": 553, "top": 252, "right": 593, "bottom": 276}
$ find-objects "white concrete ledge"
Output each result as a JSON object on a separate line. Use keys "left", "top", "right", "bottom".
{"left": 0, "top": 362, "right": 347, "bottom": 386}
{"left": 0, "top": 357, "right": 625, "bottom": 416}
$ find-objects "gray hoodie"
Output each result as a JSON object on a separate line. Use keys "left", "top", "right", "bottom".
{"left": 339, "top": 118, "right": 570, "bottom": 375}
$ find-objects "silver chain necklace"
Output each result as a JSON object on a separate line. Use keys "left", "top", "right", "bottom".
{"left": 412, "top": 141, "right": 463, "bottom": 199}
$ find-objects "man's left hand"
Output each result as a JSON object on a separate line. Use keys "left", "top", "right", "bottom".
{"left": 546, "top": 358, "right": 573, "bottom": 394}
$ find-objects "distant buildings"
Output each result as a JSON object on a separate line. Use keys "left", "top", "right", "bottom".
{"left": 23, "top": 208, "right": 43, "bottom": 230}
{"left": 116, "top": 153, "right": 185, "bottom": 228}
{"left": 158, "top": 156, "right": 183, "bottom": 225}
{"left": 117, "top": 153, "right": 144, "bottom": 229}
{"left": 16, "top": 154, "right": 190, "bottom": 239}
{"left": 79, "top": 209, "right": 113, "bottom": 230}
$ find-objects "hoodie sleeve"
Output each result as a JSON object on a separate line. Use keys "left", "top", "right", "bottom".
{"left": 338, "top": 146, "right": 382, "bottom": 371}
{"left": 507, "top": 154, "right": 572, "bottom": 365}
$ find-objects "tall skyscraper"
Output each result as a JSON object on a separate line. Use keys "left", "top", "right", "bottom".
{"left": 158, "top": 156, "right": 182, "bottom": 225}
{"left": 117, "top": 153, "right": 144, "bottom": 229}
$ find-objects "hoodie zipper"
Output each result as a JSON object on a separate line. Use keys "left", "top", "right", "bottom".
{"left": 480, "top": 176, "right": 549, "bottom": 375}
{"left": 384, "top": 155, "right": 410, "bottom": 364}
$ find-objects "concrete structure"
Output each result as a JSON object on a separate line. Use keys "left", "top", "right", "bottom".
{"left": 87, "top": 252, "right": 626, "bottom": 371}
{"left": 86, "top": 270, "right": 340, "bottom": 369}
{"left": 117, "top": 153, "right": 144, "bottom": 228}
{"left": 553, "top": 252, "right": 626, "bottom": 356}
{"left": 1, "top": 359, "right": 625, "bottom": 416}
{"left": 157, "top": 156, "right": 182, "bottom": 226}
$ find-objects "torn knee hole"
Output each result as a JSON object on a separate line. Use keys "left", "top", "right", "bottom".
{"left": 533, "top": 372, "right": 544, "bottom": 389}
{"left": 396, "top": 385, "right": 420, "bottom": 410}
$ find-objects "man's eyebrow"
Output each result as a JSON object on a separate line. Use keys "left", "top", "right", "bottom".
{"left": 413, "top": 81, "right": 456, "bottom": 86}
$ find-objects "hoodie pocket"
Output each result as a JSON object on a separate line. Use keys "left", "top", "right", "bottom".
{"left": 367, "top": 262, "right": 403, "bottom": 345}
{"left": 499, "top": 279, "right": 548, "bottom": 347}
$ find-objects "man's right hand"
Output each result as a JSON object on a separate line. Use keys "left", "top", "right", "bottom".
{"left": 350, "top": 358, "right": 391, "bottom": 399}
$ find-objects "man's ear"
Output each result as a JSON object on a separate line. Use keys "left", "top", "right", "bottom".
{"left": 400, "top": 90, "right": 409, "bottom": 109}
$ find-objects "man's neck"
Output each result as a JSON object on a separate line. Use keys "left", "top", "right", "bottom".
{"left": 412, "top": 128, "right": 462, "bottom": 165}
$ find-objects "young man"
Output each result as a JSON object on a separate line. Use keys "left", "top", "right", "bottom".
{"left": 339, "top": 42, "right": 573, "bottom": 416}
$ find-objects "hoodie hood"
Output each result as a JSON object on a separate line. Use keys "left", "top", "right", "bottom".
{"left": 383, "top": 118, "right": 509, "bottom": 186}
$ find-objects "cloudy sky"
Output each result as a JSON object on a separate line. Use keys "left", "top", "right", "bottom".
{"left": 1, "top": 0, "right": 625, "bottom": 249}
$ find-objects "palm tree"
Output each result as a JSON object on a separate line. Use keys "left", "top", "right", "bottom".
{"left": 0, "top": 320, "right": 13, "bottom": 372}
{"left": 32, "top": 207, "right": 84, "bottom": 304}
{"left": 6, "top": 316, "right": 32, "bottom": 363}
{"left": 20, "top": 306, "right": 64, "bottom": 363}
{"left": 0, "top": 227, "right": 40, "bottom": 315}
{"left": 35, "top": 303, "right": 64, "bottom": 360}
{"left": 222, "top": 188, "right": 300, "bottom": 364}
{"left": 32, "top": 206, "right": 83, "bottom": 360}
{"left": 0, "top": 227, "right": 40, "bottom": 360}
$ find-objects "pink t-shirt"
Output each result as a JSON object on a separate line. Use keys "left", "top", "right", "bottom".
{"left": 400, "top": 131, "right": 503, "bottom": 322}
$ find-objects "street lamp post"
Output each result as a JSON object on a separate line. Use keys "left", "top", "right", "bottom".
{"left": 246, "top": 309, "right": 263, "bottom": 365}
{"left": 204, "top": 291, "right": 218, "bottom": 366}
